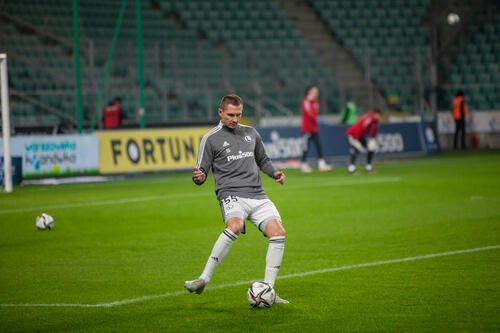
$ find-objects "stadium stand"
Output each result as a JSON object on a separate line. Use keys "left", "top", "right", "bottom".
{"left": 163, "top": 0, "right": 342, "bottom": 114}
{"left": 1, "top": 0, "right": 342, "bottom": 128}
{"left": 308, "top": 0, "right": 433, "bottom": 112}
{"left": 445, "top": 2, "right": 500, "bottom": 110}
{"left": 0, "top": 0, "right": 499, "bottom": 129}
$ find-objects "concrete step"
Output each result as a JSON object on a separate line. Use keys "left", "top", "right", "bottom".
{"left": 277, "top": 0, "right": 388, "bottom": 110}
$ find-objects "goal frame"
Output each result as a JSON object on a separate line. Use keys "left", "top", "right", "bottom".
{"left": 1, "top": 53, "right": 12, "bottom": 193}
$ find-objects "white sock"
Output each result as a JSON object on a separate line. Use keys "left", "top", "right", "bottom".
{"left": 366, "top": 164, "right": 372, "bottom": 171}
{"left": 200, "top": 229, "right": 237, "bottom": 283}
{"left": 348, "top": 164, "right": 356, "bottom": 173}
{"left": 264, "top": 236, "right": 285, "bottom": 287}
{"left": 319, "top": 159, "right": 327, "bottom": 168}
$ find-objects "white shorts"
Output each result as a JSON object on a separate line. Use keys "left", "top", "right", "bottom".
{"left": 219, "top": 195, "right": 282, "bottom": 234}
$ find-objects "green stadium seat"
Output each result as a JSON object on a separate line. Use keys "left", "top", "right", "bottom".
{"left": 3, "top": 0, "right": 344, "bottom": 124}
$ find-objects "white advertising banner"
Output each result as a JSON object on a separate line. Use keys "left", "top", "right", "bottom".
{"left": 0, "top": 134, "right": 99, "bottom": 178}
{"left": 438, "top": 111, "right": 500, "bottom": 133}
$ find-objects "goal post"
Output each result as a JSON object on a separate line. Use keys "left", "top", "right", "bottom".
{"left": 1, "top": 53, "right": 13, "bottom": 193}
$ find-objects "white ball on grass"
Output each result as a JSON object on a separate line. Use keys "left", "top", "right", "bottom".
{"left": 247, "top": 281, "right": 276, "bottom": 308}
{"left": 36, "top": 213, "right": 54, "bottom": 230}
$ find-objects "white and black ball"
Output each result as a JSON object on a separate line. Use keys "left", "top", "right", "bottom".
{"left": 247, "top": 281, "right": 276, "bottom": 308}
{"left": 36, "top": 213, "right": 54, "bottom": 231}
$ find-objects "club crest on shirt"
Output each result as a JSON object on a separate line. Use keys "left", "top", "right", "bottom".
{"left": 244, "top": 135, "right": 252, "bottom": 143}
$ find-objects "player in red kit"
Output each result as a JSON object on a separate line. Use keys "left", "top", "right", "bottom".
{"left": 345, "top": 109, "right": 382, "bottom": 174}
{"left": 103, "top": 97, "right": 126, "bottom": 129}
{"left": 300, "top": 86, "right": 332, "bottom": 172}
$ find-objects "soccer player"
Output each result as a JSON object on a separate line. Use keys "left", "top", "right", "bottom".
{"left": 301, "top": 86, "right": 332, "bottom": 173}
{"left": 345, "top": 109, "right": 382, "bottom": 174}
{"left": 185, "top": 94, "right": 289, "bottom": 304}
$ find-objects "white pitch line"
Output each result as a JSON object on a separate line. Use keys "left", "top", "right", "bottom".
{"left": 283, "top": 176, "right": 400, "bottom": 190}
{"left": 470, "top": 196, "right": 500, "bottom": 201}
{"left": 0, "top": 244, "right": 498, "bottom": 308}
{"left": 0, "top": 177, "right": 400, "bottom": 215}
{"left": 0, "top": 192, "right": 210, "bottom": 214}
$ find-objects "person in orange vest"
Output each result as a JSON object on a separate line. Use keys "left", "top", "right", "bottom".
{"left": 103, "top": 98, "right": 126, "bottom": 129}
{"left": 452, "top": 90, "right": 468, "bottom": 149}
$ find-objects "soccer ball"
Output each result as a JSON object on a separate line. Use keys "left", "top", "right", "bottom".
{"left": 36, "top": 213, "right": 54, "bottom": 230}
{"left": 447, "top": 13, "right": 460, "bottom": 25}
{"left": 247, "top": 281, "right": 276, "bottom": 308}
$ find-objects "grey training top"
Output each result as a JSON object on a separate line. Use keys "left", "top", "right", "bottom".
{"left": 195, "top": 122, "right": 278, "bottom": 201}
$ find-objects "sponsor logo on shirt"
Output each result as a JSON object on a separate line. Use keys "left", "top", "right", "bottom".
{"left": 227, "top": 150, "right": 254, "bottom": 162}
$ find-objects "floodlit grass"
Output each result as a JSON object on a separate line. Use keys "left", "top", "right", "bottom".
{"left": 1, "top": 151, "right": 499, "bottom": 332}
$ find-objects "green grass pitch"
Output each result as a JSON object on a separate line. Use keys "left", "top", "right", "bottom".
{"left": 1, "top": 151, "right": 499, "bottom": 332}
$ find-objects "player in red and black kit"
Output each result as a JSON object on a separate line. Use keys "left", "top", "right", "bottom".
{"left": 103, "top": 97, "right": 126, "bottom": 129}
{"left": 301, "top": 86, "right": 331, "bottom": 172}
{"left": 345, "top": 109, "right": 382, "bottom": 174}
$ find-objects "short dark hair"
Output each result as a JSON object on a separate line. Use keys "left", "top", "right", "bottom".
{"left": 456, "top": 90, "right": 464, "bottom": 97}
{"left": 373, "top": 108, "right": 382, "bottom": 114}
{"left": 305, "top": 85, "right": 317, "bottom": 96}
{"left": 219, "top": 94, "right": 243, "bottom": 110}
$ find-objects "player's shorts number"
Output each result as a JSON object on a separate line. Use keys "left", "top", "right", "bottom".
{"left": 222, "top": 195, "right": 238, "bottom": 205}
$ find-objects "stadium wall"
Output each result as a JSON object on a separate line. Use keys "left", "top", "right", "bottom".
{"left": 1, "top": 123, "right": 440, "bottom": 178}
{"left": 97, "top": 127, "right": 212, "bottom": 174}
{"left": 438, "top": 111, "right": 500, "bottom": 149}
{"left": 0, "top": 134, "right": 98, "bottom": 178}
{"left": 259, "top": 122, "right": 439, "bottom": 163}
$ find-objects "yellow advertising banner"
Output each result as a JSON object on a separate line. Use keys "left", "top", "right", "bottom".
{"left": 98, "top": 127, "right": 212, "bottom": 174}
